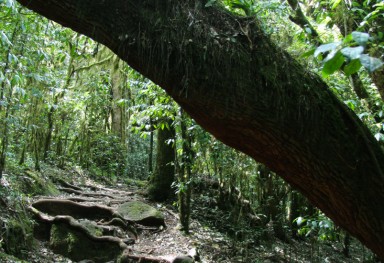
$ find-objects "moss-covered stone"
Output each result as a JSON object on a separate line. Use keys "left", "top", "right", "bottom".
{"left": 50, "top": 222, "right": 122, "bottom": 262}
{"left": 19, "top": 170, "right": 59, "bottom": 196}
{"left": 117, "top": 201, "right": 165, "bottom": 227}
{"left": 78, "top": 219, "right": 103, "bottom": 237}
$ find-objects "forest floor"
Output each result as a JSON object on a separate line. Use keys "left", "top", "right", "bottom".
{"left": 0, "top": 165, "right": 379, "bottom": 263}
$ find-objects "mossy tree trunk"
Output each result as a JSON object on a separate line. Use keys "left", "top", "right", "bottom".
{"left": 110, "top": 55, "right": 125, "bottom": 141}
{"left": 148, "top": 118, "right": 176, "bottom": 202}
{"left": 16, "top": 0, "right": 384, "bottom": 258}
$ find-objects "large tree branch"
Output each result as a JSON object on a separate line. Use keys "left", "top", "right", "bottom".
{"left": 16, "top": 0, "right": 384, "bottom": 258}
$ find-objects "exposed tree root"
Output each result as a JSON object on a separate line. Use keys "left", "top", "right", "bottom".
{"left": 65, "top": 197, "right": 106, "bottom": 202}
{"left": 29, "top": 206, "right": 128, "bottom": 249}
{"left": 120, "top": 252, "right": 170, "bottom": 263}
{"left": 59, "top": 187, "right": 118, "bottom": 198}
{"left": 32, "top": 199, "right": 120, "bottom": 220}
{"left": 84, "top": 185, "right": 135, "bottom": 195}
{"left": 63, "top": 196, "right": 133, "bottom": 205}
{"left": 55, "top": 178, "right": 83, "bottom": 191}
{"left": 32, "top": 199, "right": 138, "bottom": 237}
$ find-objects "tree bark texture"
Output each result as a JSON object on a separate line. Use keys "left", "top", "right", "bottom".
{"left": 16, "top": 0, "right": 384, "bottom": 258}
{"left": 111, "top": 55, "right": 124, "bottom": 140}
{"left": 148, "top": 119, "right": 176, "bottom": 202}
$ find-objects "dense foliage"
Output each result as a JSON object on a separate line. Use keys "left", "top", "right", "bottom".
{"left": 0, "top": 0, "right": 383, "bottom": 261}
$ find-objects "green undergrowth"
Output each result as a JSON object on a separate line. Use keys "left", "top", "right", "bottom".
{"left": 0, "top": 161, "right": 62, "bottom": 260}
{"left": 124, "top": 177, "right": 147, "bottom": 188}
{"left": 0, "top": 182, "right": 35, "bottom": 260}
{"left": 0, "top": 251, "right": 29, "bottom": 262}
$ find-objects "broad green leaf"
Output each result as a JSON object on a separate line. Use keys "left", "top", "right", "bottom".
{"left": 322, "top": 51, "right": 345, "bottom": 76}
{"left": 314, "top": 42, "right": 341, "bottom": 57}
{"left": 359, "top": 54, "right": 384, "bottom": 73}
{"left": 343, "top": 33, "right": 354, "bottom": 44}
{"left": 341, "top": 46, "right": 364, "bottom": 60}
{"left": 352, "top": 31, "right": 370, "bottom": 46}
{"left": 343, "top": 59, "right": 362, "bottom": 76}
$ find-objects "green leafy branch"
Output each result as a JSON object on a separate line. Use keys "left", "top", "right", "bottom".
{"left": 313, "top": 31, "right": 383, "bottom": 77}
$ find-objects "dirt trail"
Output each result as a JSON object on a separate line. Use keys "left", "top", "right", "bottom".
{"left": 27, "top": 178, "right": 200, "bottom": 262}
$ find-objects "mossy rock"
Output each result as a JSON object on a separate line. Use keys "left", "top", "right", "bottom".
{"left": 117, "top": 201, "right": 165, "bottom": 227}
{"left": 50, "top": 223, "right": 122, "bottom": 262}
{"left": 2, "top": 217, "right": 35, "bottom": 258}
{"left": 19, "top": 170, "right": 59, "bottom": 196}
{"left": 78, "top": 219, "right": 103, "bottom": 237}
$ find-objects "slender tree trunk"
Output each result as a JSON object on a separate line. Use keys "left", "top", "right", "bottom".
{"left": 16, "top": 0, "right": 384, "bottom": 258}
{"left": 148, "top": 117, "right": 154, "bottom": 175}
{"left": 0, "top": 23, "right": 19, "bottom": 113}
{"left": 33, "top": 127, "right": 41, "bottom": 171}
{"left": 178, "top": 109, "right": 193, "bottom": 233}
{"left": 148, "top": 118, "right": 176, "bottom": 202}
{"left": 111, "top": 55, "right": 124, "bottom": 139}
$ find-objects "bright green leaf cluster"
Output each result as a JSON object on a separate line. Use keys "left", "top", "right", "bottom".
{"left": 314, "top": 31, "right": 383, "bottom": 76}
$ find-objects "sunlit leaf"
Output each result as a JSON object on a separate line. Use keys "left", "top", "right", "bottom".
{"left": 359, "top": 54, "right": 384, "bottom": 73}
{"left": 352, "top": 31, "right": 370, "bottom": 46}
{"left": 341, "top": 46, "right": 364, "bottom": 60}
{"left": 314, "top": 42, "right": 341, "bottom": 57}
